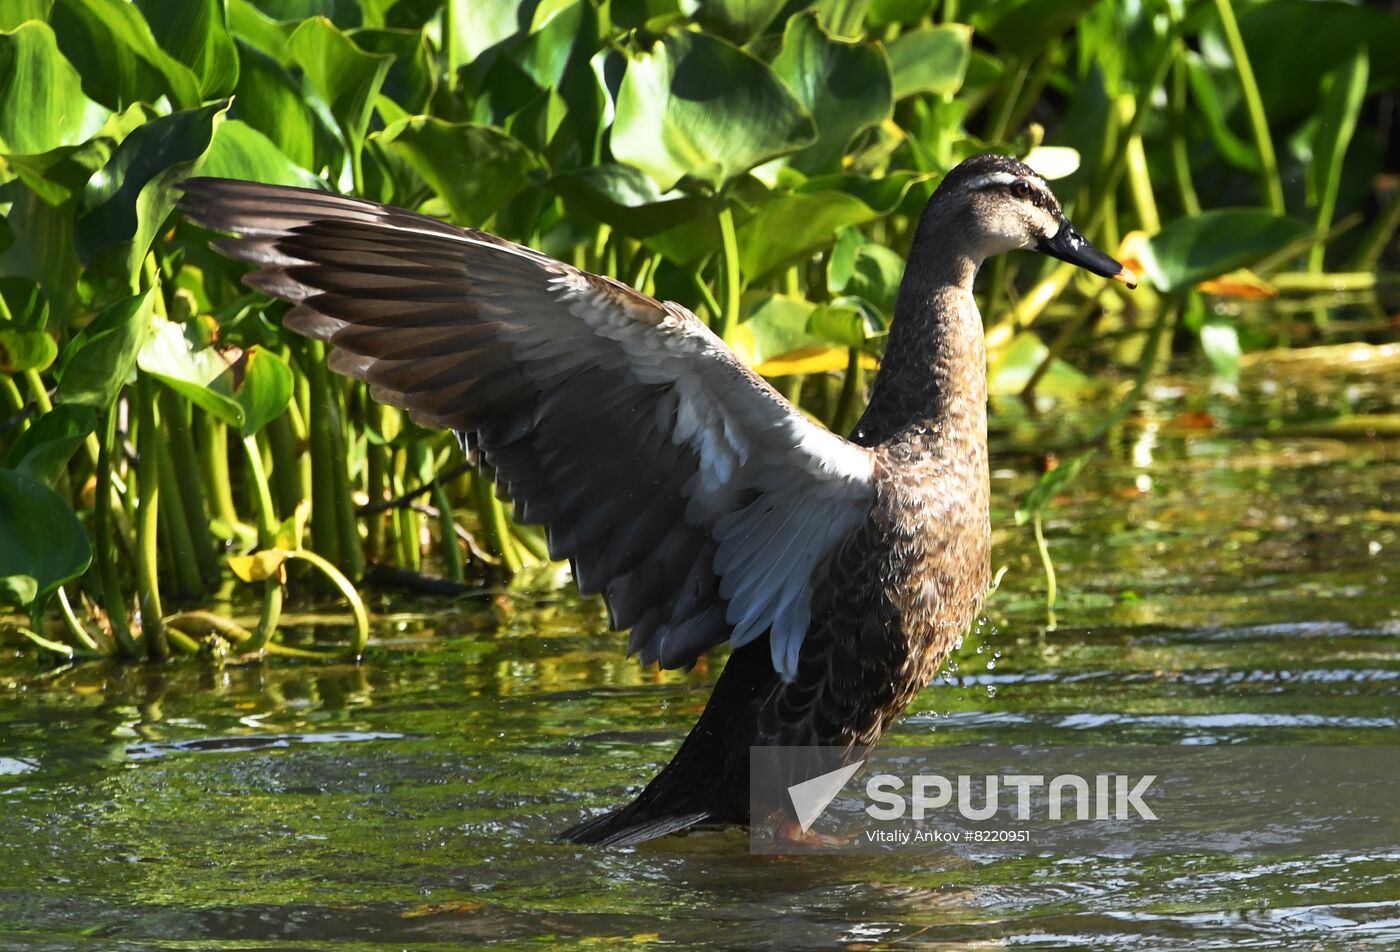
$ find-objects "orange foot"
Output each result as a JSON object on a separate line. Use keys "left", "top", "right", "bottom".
{"left": 775, "top": 819, "right": 856, "bottom": 849}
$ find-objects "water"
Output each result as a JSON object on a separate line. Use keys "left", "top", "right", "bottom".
{"left": 2, "top": 352, "right": 1398, "bottom": 949}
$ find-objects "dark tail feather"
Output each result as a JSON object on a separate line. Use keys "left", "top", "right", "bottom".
{"left": 558, "top": 640, "right": 777, "bottom": 847}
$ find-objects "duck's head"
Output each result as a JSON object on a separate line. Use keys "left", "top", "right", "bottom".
{"left": 934, "top": 154, "right": 1137, "bottom": 288}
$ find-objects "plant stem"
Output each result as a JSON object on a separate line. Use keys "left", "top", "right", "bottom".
{"left": 161, "top": 389, "right": 220, "bottom": 587}
{"left": 1211, "top": 0, "right": 1284, "bottom": 213}
{"left": 94, "top": 406, "right": 139, "bottom": 657}
{"left": 431, "top": 481, "right": 465, "bottom": 582}
{"left": 473, "top": 471, "right": 521, "bottom": 574}
{"left": 715, "top": 201, "right": 742, "bottom": 341}
{"left": 1032, "top": 512, "right": 1057, "bottom": 631}
{"left": 1168, "top": 55, "right": 1201, "bottom": 215}
{"left": 154, "top": 410, "right": 204, "bottom": 598}
{"left": 832, "top": 347, "right": 865, "bottom": 436}
{"left": 242, "top": 433, "right": 284, "bottom": 653}
{"left": 135, "top": 374, "right": 168, "bottom": 661}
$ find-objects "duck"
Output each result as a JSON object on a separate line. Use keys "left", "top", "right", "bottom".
{"left": 178, "top": 153, "right": 1135, "bottom": 847}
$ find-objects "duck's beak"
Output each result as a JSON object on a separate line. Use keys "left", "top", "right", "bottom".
{"left": 1038, "top": 215, "right": 1137, "bottom": 289}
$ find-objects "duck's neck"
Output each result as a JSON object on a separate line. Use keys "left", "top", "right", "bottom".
{"left": 849, "top": 247, "right": 988, "bottom": 453}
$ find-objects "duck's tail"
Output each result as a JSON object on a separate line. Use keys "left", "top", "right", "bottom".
{"left": 559, "top": 640, "right": 777, "bottom": 847}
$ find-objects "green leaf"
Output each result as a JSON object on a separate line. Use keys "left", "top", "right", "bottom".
{"left": 133, "top": 0, "right": 239, "bottom": 99}
{"left": 974, "top": 0, "right": 1100, "bottom": 60}
{"left": 1137, "top": 211, "right": 1311, "bottom": 294}
{"left": 771, "top": 13, "right": 892, "bottom": 175}
{"left": 612, "top": 30, "right": 815, "bottom": 191}
{"left": 55, "top": 287, "right": 156, "bottom": 408}
{"left": 0, "top": 574, "right": 38, "bottom": 610}
{"left": 693, "top": 0, "right": 786, "bottom": 43}
{"left": 887, "top": 25, "right": 972, "bottom": 100}
{"left": 843, "top": 243, "right": 905, "bottom": 322}
{"left": 372, "top": 118, "right": 542, "bottom": 228}
{"left": 1016, "top": 451, "right": 1095, "bottom": 524}
{"left": 0, "top": 467, "right": 92, "bottom": 608}
{"left": 809, "top": 296, "right": 877, "bottom": 348}
{"left": 737, "top": 188, "right": 884, "bottom": 281}
{"left": 288, "top": 16, "right": 392, "bottom": 158}
{"left": 0, "top": 181, "right": 83, "bottom": 323}
{"left": 232, "top": 39, "right": 328, "bottom": 172}
{"left": 813, "top": 0, "right": 871, "bottom": 39}
{"left": 0, "top": 21, "right": 109, "bottom": 156}
{"left": 1234, "top": 0, "right": 1400, "bottom": 123}
{"left": 48, "top": 0, "right": 201, "bottom": 110}
{"left": 0, "top": 319, "right": 57, "bottom": 373}
{"left": 137, "top": 316, "right": 242, "bottom": 427}
{"left": 218, "top": 346, "right": 293, "bottom": 437}
{"left": 199, "top": 119, "right": 326, "bottom": 188}
{"left": 0, "top": 2, "right": 52, "bottom": 31}
{"left": 5, "top": 403, "right": 97, "bottom": 486}
{"left": 867, "top": 0, "right": 936, "bottom": 28}
{"left": 75, "top": 100, "right": 229, "bottom": 277}
{"left": 548, "top": 163, "right": 715, "bottom": 240}
{"left": 736, "top": 293, "right": 819, "bottom": 365}
{"left": 353, "top": 27, "right": 436, "bottom": 117}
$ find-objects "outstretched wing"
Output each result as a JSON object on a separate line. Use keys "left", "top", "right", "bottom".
{"left": 179, "top": 179, "right": 875, "bottom": 680}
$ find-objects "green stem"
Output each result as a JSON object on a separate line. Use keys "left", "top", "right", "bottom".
{"left": 431, "top": 481, "right": 465, "bottom": 582}
{"left": 289, "top": 549, "right": 370, "bottom": 660}
{"left": 22, "top": 369, "right": 52, "bottom": 415}
{"left": 200, "top": 412, "right": 240, "bottom": 531}
{"left": 1211, "top": 0, "right": 1284, "bottom": 213}
{"left": 241, "top": 434, "right": 283, "bottom": 653}
{"left": 162, "top": 389, "right": 219, "bottom": 586}
{"left": 832, "top": 347, "right": 864, "bottom": 436}
{"left": 154, "top": 409, "right": 204, "bottom": 598}
{"left": 94, "top": 406, "right": 139, "bottom": 657}
{"left": 304, "top": 343, "right": 343, "bottom": 569}
{"left": 988, "top": 57, "right": 1030, "bottom": 143}
{"left": 135, "top": 374, "right": 168, "bottom": 661}
{"left": 266, "top": 410, "right": 304, "bottom": 524}
{"left": 1032, "top": 511, "right": 1057, "bottom": 631}
{"left": 56, "top": 586, "right": 101, "bottom": 653}
{"left": 473, "top": 471, "right": 521, "bottom": 574}
{"left": 715, "top": 202, "right": 742, "bottom": 341}
{"left": 1351, "top": 185, "right": 1400, "bottom": 272}
{"left": 1168, "top": 54, "right": 1201, "bottom": 216}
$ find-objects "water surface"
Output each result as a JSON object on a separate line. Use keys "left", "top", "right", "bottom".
{"left": 2, "top": 355, "right": 1398, "bottom": 949}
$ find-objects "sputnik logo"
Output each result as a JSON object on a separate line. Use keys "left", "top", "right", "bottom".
{"left": 786, "top": 760, "right": 865, "bottom": 832}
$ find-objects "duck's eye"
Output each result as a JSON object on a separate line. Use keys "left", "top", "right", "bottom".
{"left": 1010, "top": 180, "right": 1032, "bottom": 200}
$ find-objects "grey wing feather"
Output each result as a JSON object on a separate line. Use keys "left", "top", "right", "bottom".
{"left": 178, "top": 178, "right": 875, "bottom": 679}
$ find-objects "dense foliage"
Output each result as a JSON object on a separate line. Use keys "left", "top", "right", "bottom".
{"left": 0, "top": 0, "right": 1395, "bottom": 660}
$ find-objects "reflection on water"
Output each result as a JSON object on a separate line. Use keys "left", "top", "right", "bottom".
{"left": 1, "top": 357, "right": 1398, "bottom": 949}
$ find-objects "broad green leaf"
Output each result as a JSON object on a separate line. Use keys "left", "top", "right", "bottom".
{"left": 612, "top": 30, "right": 815, "bottom": 192}
{"left": 199, "top": 119, "right": 326, "bottom": 188}
{"left": 1184, "top": 55, "right": 1260, "bottom": 173}
{"left": 737, "top": 189, "right": 884, "bottom": 281}
{"left": 250, "top": 0, "right": 362, "bottom": 28}
{"left": 1137, "top": 211, "right": 1310, "bottom": 294}
{"left": 693, "top": 0, "right": 786, "bottom": 43}
{"left": 372, "top": 118, "right": 541, "bottom": 228}
{"left": 288, "top": 16, "right": 392, "bottom": 158}
{"left": 828, "top": 228, "right": 863, "bottom": 294}
{"left": 4, "top": 403, "right": 96, "bottom": 486}
{"left": 771, "top": 13, "right": 892, "bottom": 175}
{"left": 809, "top": 297, "right": 877, "bottom": 348}
{"left": 0, "top": 1, "right": 52, "bottom": 31}
{"left": 133, "top": 0, "right": 240, "bottom": 99}
{"left": 989, "top": 331, "right": 1089, "bottom": 398}
{"left": 0, "top": 467, "right": 92, "bottom": 608}
{"left": 0, "top": 320, "right": 57, "bottom": 373}
{"left": 137, "top": 316, "right": 243, "bottom": 427}
{"left": 0, "top": 21, "right": 109, "bottom": 156}
{"left": 0, "top": 574, "right": 38, "bottom": 609}
{"left": 55, "top": 287, "right": 156, "bottom": 408}
{"left": 48, "top": 0, "right": 201, "bottom": 109}
{"left": 813, "top": 0, "right": 870, "bottom": 39}
{"left": 76, "top": 100, "right": 229, "bottom": 277}
{"left": 353, "top": 27, "right": 436, "bottom": 117}
{"left": 867, "top": 0, "right": 936, "bottom": 28}
{"left": 232, "top": 39, "right": 327, "bottom": 172}
{"left": 548, "top": 163, "right": 715, "bottom": 239}
{"left": 1233, "top": 0, "right": 1400, "bottom": 123}
{"left": 974, "top": 0, "right": 1100, "bottom": 60}
{"left": 734, "top": 293, "right": 818, "bottom": 366}
{"left": 0, "top": 182, "right": 82, "bottom": 323}
{"left": 887, "top": 25, "right": 972, "bottom": 100}
{"left": 1016, "top": 451, "right": 1095, "bottom": 523}
{"left": 843, "top": 243, "right": 904, "bottom": 322}
{"left": 227, "top": 0, "right": 292, "bottom": 62}
{"left": 218, "top": 346, "right": 294, "bottom": 437}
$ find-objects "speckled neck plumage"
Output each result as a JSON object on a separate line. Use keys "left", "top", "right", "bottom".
{"left": 850, "top": 193, "right": 988, "bottom": 456}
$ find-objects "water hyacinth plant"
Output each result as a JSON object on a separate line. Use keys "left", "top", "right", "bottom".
{"left": 0, "top": 0, "right": 1395, "bottom": 661}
